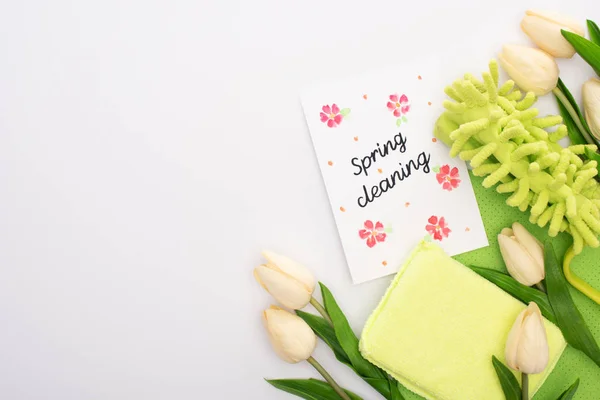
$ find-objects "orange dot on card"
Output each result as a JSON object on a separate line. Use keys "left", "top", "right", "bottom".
{"left": 353, "top": 136, "right": 359, "bottom": 141}
{"left": 428, "top": 101, "right": 432, "bottom": 106}
{"left": 405, "top": 202, "right": 410, "bottom": 207}
{"left": 377, "top": 168, "right": 383, "bottom": 173}
{"left": 418, "top": 75, "right": 422, "bottom": 80}
{"left": 363, "top": 94, "right": 368, "bottom": 100}
{"left": 382, "top": 261, "right": 388, "bottom": 266}
{"left": 465, "top": 227, "right": 471, "bottom": 232}
{"left": 432, "top": 138, "right": 437, "bottom": 143}
{"left": 328, "top": 161, "right": 333, "bottom": 166}
{"left": 340, "top": 206, "right": 346, "bottom": 212}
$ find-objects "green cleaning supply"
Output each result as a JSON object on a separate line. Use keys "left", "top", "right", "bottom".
{"left": 359, "top": 241, "right": 566, "bottom": 400}
{"left": 434, "top": 60, "right": 600, "bottom": 254}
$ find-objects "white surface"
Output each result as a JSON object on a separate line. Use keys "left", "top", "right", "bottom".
{"left": 0, "top": 1, "right": 597, "bottom": 399}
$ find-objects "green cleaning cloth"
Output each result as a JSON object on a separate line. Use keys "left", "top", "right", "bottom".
{"left": 359, "top": 241, "right": 566, "bottom": 400}
{"left": 452, "top": 172, "right": 600, "bottom": 399}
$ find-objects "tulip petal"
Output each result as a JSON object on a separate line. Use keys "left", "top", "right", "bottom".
{"left": 512, "top": 222, "right": 545, "bottom": 278}
{"left": 521, "top": 15, "right": 578, "bottom": 58}
{"left": 516, "top": 303, "right": 549, "bottom": 374}
{"left": 262, "top": 250, "right": 316, "bottom": 292}
{"left": 255, "top": 265, "right": 312, "bottom": 309}
{"left": 500, "top": 227, "right": 514, "bottom": 237}
{"left": 498, "top": 234, "right": 544, "bottom": 286}
{"left": 505, "top": 307, "right": 527, "bottom": 371}
{"left": 498, "top": 44, "right": 558, "bottom": 95}
{"left": 263, "top": 307, "right": 317, "bottom": 363}
{"left": 583, "top": 78, "right": 600, "bottom": 141}
{"left": 526, "top": 9, "right": 585, "bottom": 36}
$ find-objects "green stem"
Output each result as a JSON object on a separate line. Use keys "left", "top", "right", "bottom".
{"left": 307, "top": 356, "right": 352, "bottom": 400}
{"left": 310, "top": 297, "right": 332, "bottom": 325}
{"left": 522, "top": 373, "right": 529, "bottom": 400}
{"left": 535, "top": 281, "right": 546, "bottom": 293}
{"left": 553, "top": 87, "right": 595, "bottom": 145}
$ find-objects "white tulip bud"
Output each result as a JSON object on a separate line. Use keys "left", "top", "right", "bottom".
{"left": 262, "top": 305, "right": 317, "bottom": 363}
{"left": 505, "top": 302, "right": 549, "bottom": 374}
{"left": 583, "top": 78, "right": 600, "bottom": 141}
{"left": 498, "top": 45, "right": 559, "bottom": 95}
{"left": 521, "top": 10, "right": 585, "bottom": 58}
{"left": 254, "top": 251, "right": 316, "bottom": 309}
{"left": 498, "top": 222, "right": 545, "bottom": 286}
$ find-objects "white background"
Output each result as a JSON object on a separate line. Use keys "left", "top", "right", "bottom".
{"left": 0, "top": 1, "right": 597, "bottom": 399}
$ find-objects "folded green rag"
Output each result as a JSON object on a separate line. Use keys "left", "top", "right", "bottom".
{"left": 359, "top": 241, "right": 566, "bottom": 400}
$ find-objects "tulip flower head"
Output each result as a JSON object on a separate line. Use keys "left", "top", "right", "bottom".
{"left": 254, "top": 251, "right": 316, "bottom": 309}
{"left": 521, "top": 10, "right": 585, "bottom": 58}
{"left": 498, "top": 223, "right": 545, "bottom": 286}
{"left": 262, "top": 305, "right": 317, "bottom": 364}
{"left": 505, "top": 302, "right": 549, "bottom": 374}
{"left": 498, "top": 44, "right": 559, "bottom": 95}
{"left": 583, "top": 77, "right": 600, "bottom": 141}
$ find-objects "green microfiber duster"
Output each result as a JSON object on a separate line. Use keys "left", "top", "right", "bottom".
{"left": 435, "top": 60, "right": 600, "bottom": 254}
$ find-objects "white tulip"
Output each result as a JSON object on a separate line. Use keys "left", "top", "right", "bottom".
{"left": 254, "top": 251, "right": 316, "bottom": 309}
{"left": 498, "top": 222, "right": 545, "bottom": 286}
{"left": 262, "top": 305, "right": 317, "bottom": 363}
{"left": 505, "top": 302, "right": 549, "bottom": 374}
{"left": 583, "top": 77, "right": 600, "bottom": 141}
{"left": 498, "top": 45, "right": 559, "bottom": 95}
{"left": 521, "top": 10, "right": 585, "bottom": 58}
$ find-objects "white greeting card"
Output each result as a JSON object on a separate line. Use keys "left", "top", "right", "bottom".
{"left": 301, "top": 64, "right": 489, "bottom": 284}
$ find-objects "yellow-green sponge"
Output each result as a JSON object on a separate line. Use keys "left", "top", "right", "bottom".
{"left": 359, "top": 241, "right": 566, "bottom": 400}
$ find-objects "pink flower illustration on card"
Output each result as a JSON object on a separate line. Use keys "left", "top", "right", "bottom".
{"left": 425, "top": 216, "right": 451, "bottom": 241}
{"left": 320, "top": 104, "right": 351, "bottom": 128}
{"left": 387, "top": 94, "right": 410, "bottom": 127}
{"left": 434, "top": 164, "right": 461, "bottom": 191}
{"left": 359, "top": 220, "right": 392, "bottom": 248}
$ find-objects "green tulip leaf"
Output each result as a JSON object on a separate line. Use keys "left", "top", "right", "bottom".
{"left": 388, "top": 375, "right": 405, "bottom": 400}
{"left": 557, "top": 78, "right": 592, "bottom": 133}
{"left": 402, "top": 116, "right": 408, "bottom": 122}
{"left": 557, "top": 378, "right": 580, "bottom": 400}
{"left": 432, "top": 166, "right": 441, "bottom": 173}
{"left": 491, "top": 356, "right": 520, "bottom": 400}
{"left": 544, "top": 242, "right": 600, "bottom": 368}
{"left": 266, "top": 378, "right": 363, "bottom": 400}
{"left": 561, "top": 30, "right": 600, "bottom": 75}
{"left": 588, "top": 20, "right": 600, "bottom": 46}
{"left": 296, "top": 310, "right": 353, "bottom": 369}
{"left": 556, "top": 96, "right": 586, "bottom": 146}
{"left": 384, "top": 226, "right": 393, "bottom": 234}
{"left": 554, "top": 79, "right": 595, "bottom": 146}
{"left": 584, "top": 148, "right": 600, "bottom": 178}
{"left": 396, "top": 119, "right": 402, "bottom": 127}
{"left": 468, "top": 266, "right": 556, "bottom": 324}
{"left": 362, "top": 376, "right": 406, "bottom": 400}
{"left": 340, "top": 108, "right": 351, "bottom": 117}
{"left": 362, "top": 378, "right": 394, "bottom": 398}
{"left": 585, "top": 146, "right": 600, "bottom": 160}
{"left": 320, "top": 282, "right": 385, "bottom": 380}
